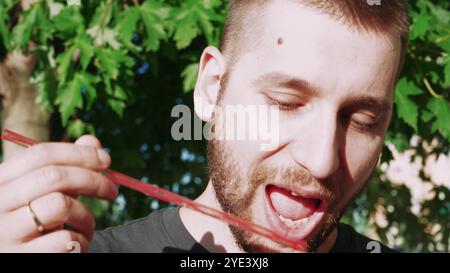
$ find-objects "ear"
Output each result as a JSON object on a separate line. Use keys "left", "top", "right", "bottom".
{"left": 193, "top": 46, "right": 226, "bottom": 122}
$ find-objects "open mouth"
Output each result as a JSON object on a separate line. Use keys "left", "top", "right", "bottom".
{"left": 264, "top": 184, "right": 327, "bottom": 243}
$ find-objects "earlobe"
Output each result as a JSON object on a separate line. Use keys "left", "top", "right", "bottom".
{"left": 193, "top": 46, "right": 226, "bottom": 122}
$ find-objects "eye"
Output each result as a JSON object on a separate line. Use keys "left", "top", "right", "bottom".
{"left": 347, "top": 113, "right": 379, "bottom": 133}
{"left": 264, "top": 94, "right": 303, "bottom": 112}
{"left": 351, "top": 119, "right": 377, "bottom": 132}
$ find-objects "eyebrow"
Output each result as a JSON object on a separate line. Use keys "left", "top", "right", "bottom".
{"left": 252, "top": 72, "right": 320, "bottom": 97}
{"left": 252, "top": 71, "right": 392, "bottom": 114}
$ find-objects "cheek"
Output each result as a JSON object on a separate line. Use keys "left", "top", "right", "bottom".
{"left": 215, "top": 89, "right": 276, "bottom": 174}
{"left": 226, "top": 138, "right": 267, "bottom": 176}
{"left": 342, "top": 134, "right": 382, "bottom": 185}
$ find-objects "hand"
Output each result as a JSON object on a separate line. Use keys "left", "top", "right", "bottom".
{"left": 0, "top": 135, "right": 118, "bottom": 252}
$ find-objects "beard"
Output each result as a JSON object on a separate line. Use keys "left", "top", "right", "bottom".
{"left": 206, "top": 138, "right": 345, "bottom": 253}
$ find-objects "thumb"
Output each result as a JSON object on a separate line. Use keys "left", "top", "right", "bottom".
{"left": 75, "top": 135, "right": 103, "bottom": 148}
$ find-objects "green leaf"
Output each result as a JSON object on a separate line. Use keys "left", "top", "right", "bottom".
{"left": 0, "top": 5, "right": 11, "bottom": 51}
{"left": 173, "top": 14, "right": 198, "bottom": 49}
{"left": 11, "top": 4, "right": 40, "bottom": 48}
{"left": 55, "top": 75, "right": 85, "bottom": 126}
{"left": 113, "top": 84, "right": 127, "bottom": 100}
{"left": 410, "top": 14, "right": 431, "bottom": 40}
{"left": 107, "top": 98, "right": 126, "bottom": 118}
{"left": 88, "top": 1, "right": 113, "bottom": 28}
{"left": 386, "top": 130, "right": 410, "bottom": 153}
{"left": 95, "top": 48, "right": 134, "bottom": 81}
{"left": 444, "top": 58, "right": 450, "bottom": 88}
{"left": 111, "top": 50, "right": 135, "bottom": 68}
{"left": 51, "top": 6, "right": 85, "bottom": 39}
{"left": 35, "top": 3, "right": 54, "bottom": 44}
{"left": 78, "top": 197, "right": 109, "bottom": 219}
{"left": 34, "top": 69, "right": 58, "bottom": 112}
{"left": 421, "top": 110, "right": 434, "bottom": 123}
{"left": 77, "top": 72, "right": 98, "bottom": 108}
{"left": 67, "top": 119, "right": 95, "bottom": 138}
{"left": 427, "top": 98, "right": 450, "bottom": 141}
{"left": 56, "top": 45, "right": 77, "bottom": 85}
{"left": 106, "top": 83, "right": 127, "bottom": 117}
{"left": 181, "top": 63, "right": 199, "bottom": 93}
{"left": 428, "top": 2, "right": 450, "bottom": 25}
{"left": 140, "top": 0, "right": 168, "bottom": 51}
{"left": 395, "top": 78, "right": 423, "bottom": 132}
{"left": 196, "top": 4, "right": 219, "bottom": 45}
{"left": 77, "top": 36, "right": 95, "bottom": 70}
{"left": 96, "top": 49, "right": 121, "bottom": 80}
{"left": 117, "top": 7, "right": 140, "bottom": 49}
{"left": 170, "top": 0, "right": 222, "bottom": 49}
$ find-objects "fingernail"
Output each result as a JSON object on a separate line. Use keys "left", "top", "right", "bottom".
{"left": 97, "top": 149, "right": 111, "bottom": 166}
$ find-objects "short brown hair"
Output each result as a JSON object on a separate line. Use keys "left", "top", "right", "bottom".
{"left": 220, "top": 0, "right": 410, "bottom": 76}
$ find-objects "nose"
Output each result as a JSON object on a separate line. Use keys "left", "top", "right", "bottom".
{"left": 289, "top": 107, "right": 341, "bottom": 180}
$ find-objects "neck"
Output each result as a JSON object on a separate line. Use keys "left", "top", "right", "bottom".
{"left": 179, "top": 181, "right": 338, "bottom": 253}
{"left": 180, "top": 182, "right": 243, "bottom": 252}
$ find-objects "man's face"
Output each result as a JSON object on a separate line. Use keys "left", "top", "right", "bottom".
{"left": 207, "top": 1, "right": 401, "bottom": 252}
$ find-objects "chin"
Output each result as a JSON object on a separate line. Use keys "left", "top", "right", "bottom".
{"left": 231, "top": 185, "right": 337, "bottom": 253}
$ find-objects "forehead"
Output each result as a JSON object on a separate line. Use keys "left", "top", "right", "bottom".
{"left": 229, "top": 1, "right": 401, "bottom": 104}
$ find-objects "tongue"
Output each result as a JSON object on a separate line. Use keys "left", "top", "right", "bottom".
{"left": 267, "top": 185, "right": 319, "bottom": 220}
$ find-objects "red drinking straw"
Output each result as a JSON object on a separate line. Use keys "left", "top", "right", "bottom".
{"left": 1, "top": 129, "right": 306, "bottom": 252}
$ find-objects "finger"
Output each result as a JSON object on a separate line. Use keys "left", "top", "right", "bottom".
{"left": 74, "top": 136, "right": 118, "bottom": 194}
{"left": 0, "top": 165, "right": 118, "bottom": 212}
{"left": 18, "top": 230, "right": 89, "bottom": 253}
{"left": 75, "top": 135, "right": 102, "bottom": 148}
{"left": 0, "top": 192, "right": 95, "bottom": 243}
{"left": 0, "top": 143, "right": 111, "bottom": 185}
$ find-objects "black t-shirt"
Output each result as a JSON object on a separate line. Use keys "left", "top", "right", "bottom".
{"left": 89, "top": 206, "right": 398, "bottom": 253}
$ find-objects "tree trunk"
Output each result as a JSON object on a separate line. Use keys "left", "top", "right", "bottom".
{"left": 0, "top": 50, "right": 50, "bottom": 160}
{"left": 0, "top": 0, "right": 50, "bottom": 161}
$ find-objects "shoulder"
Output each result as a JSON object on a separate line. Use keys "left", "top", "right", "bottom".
{"left": 331, "top": 223, "right": 400, "bottom": 253}
{"left": 89, "top": 207, "right": 177, "bottom": 253}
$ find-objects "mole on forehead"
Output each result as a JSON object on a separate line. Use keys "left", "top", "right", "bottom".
{"left": 277, "top": 37, "right": 284, "bottom": 45}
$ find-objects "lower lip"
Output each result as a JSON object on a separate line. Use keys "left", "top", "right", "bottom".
{"left": 264, "top": 185, "right": 326, "bottom": 244}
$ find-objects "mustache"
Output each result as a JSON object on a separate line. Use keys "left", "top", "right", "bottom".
{"left": 249, "top": 163, "right": 339, "bottom": 204}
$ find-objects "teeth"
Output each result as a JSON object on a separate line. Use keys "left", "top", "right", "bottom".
{"left": 291, "top": 191, "right": 299, "bottom": 197}
{"left": 278, "top": 214, "right": 293, "bottom": 223}
{"left": 277, "top": 213, "right": 310, "bottom": 228}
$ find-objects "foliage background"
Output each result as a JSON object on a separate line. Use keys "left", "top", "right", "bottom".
{"left": 0, "top": 0, "right": 449, "bottom": 252}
